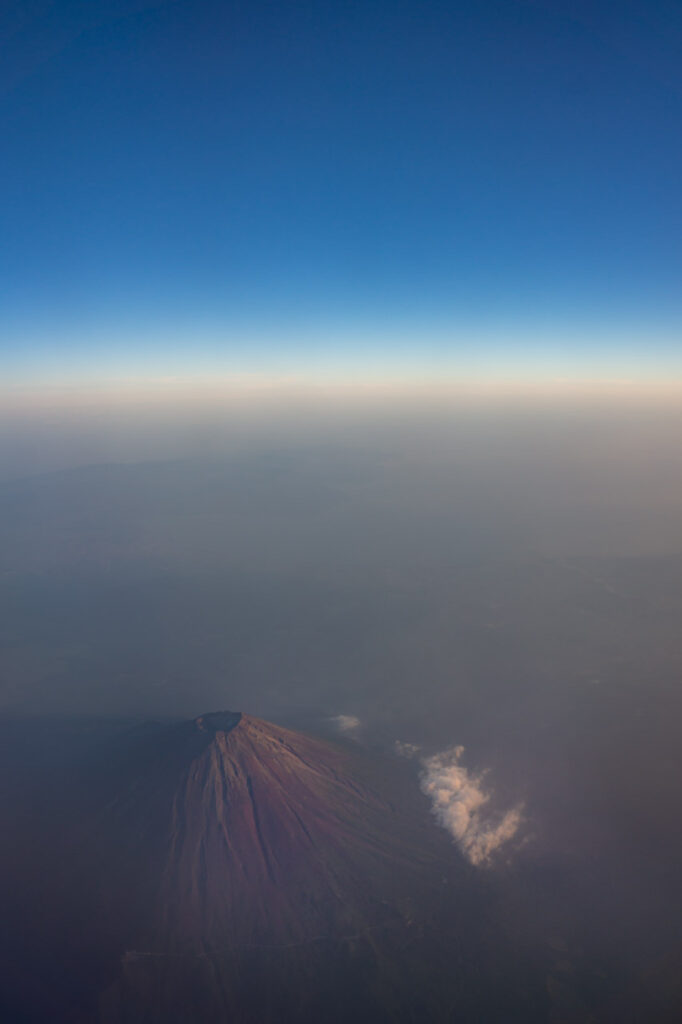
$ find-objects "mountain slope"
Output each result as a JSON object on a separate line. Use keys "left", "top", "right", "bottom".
{"left": 0, "top": 711, "right": 548, "bottom": 1023}
{"left": 85, "top": 712, "right": 453, "bottom": 960}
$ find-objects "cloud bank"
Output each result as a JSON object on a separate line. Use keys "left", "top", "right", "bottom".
{"left": 420, "top": 746, "right": 522, "bottom": 867}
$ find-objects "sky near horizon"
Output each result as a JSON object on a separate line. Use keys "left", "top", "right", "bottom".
{"left": 2, "top": 0, "right": 682, "bottom": 388}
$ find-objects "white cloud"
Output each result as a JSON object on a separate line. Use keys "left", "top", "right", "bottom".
{"left": 330, "top": 714, "right": 361, "bottom": 733}
{"left": 420, "top": 746, "right": 522, "bottom": 867}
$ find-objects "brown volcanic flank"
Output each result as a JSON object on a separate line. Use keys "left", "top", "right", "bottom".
{"left": 88, "top": 710, "right": 474, "bottom": 1022}
{"left": 116, "top": 711, "right": 447, "bottom": 954}
{"left": 25, "top": 711, "right": 546, "bottom": 1023}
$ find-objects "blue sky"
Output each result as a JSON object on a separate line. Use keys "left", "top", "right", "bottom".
{"left": 2, "top": 0, "right": 682, "bottom": 384}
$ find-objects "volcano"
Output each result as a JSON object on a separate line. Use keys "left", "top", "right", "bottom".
{"left": 0, "top": 712, "right": 547, "bottom": 1023}
{"left": 114, "top": 711, "right": 449, "bottom": 949}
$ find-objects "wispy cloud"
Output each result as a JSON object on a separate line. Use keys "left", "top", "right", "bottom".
{"left": 330, "top": 714, "right": 361, "bottom": 734}
{"left": 394, "top": 740, "right": 420, "bottom": 759}
{"left": 420, "top": 746, "right": 522, "bottom": 867}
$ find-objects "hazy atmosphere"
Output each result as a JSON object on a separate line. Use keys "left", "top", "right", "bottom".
{"left": 3, "top": 396, "right": 682, "bottom": 1010}
{"left": 3, "top": 1, "right": 682, "bottom": 1021}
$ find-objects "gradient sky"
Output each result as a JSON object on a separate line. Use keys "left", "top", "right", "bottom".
{"left": 2, "top": 0, "right": 682, "bottom": 384}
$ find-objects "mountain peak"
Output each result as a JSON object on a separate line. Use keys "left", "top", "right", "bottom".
{"left": 32, "top": 712, "right": 539, "bottom": 1023}
{"left": 105, "top": 711, "right": 451, "bottom": 958}
{"left": 193, "top": 710, "right": 242, "bottom": 735}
